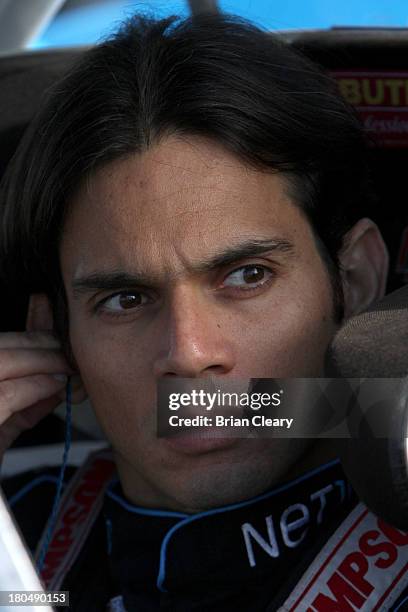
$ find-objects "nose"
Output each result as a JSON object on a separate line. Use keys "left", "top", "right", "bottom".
{"left": 153, "top": 286, "right": 236, "bottom": 378}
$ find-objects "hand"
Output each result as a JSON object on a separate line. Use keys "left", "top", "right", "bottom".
{"left": 0, "top": 330, "right": 73, "bottom": 461}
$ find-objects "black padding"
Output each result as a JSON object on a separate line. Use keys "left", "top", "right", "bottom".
{"left": 0, "top": 49, "right": 84, "bottom": 331}
{"left": 0, "top": 48, "right": 84, "bottom": 173}
{"left": 0, "top": 48, "right": 84, "bottom": 132}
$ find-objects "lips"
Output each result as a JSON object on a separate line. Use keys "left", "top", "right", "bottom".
{"left": 163, "top": 427, "right": 240, "bottom": 455}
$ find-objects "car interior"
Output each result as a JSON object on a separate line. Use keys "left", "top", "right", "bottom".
{"left": 0, "top": 6, "right": 407, "bottom": 490}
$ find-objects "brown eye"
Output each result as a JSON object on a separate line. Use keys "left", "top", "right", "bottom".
{"left": 242, "top": 266, "right": 265, "bottom": 284}
{"left": 223, "top": 265, "right": 272, "bottom": 289}
{"left": 101, "top": 291, "right": 147, "bottom": 313}
{"left": 119, "top": 293, "right": 142, "bottom": 309}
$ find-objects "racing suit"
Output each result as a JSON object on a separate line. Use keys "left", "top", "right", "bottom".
{"left": 2, "top": 453, "right": 408, "bottom": 611}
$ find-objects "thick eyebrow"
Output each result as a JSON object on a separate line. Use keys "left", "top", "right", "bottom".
{"left": 72, "top": 271, "right": 161, "bottom": 298}
{"left": 71, "top": 238, "right": 295, "bottom": 298}
{"left": 196, "top": 238, "right": 295, "bottom": 272}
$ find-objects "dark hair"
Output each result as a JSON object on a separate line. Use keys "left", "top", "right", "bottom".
{"left": 0, "top": 12, "right": 372, "bottom": 338}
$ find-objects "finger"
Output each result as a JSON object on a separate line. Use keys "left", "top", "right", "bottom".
{"left": 0, "top": 349, "right": 72, "bottom": 380}
{"left": 0, "top": 374, "right": 68, "bottom": 425}
{"left": 0, "top": 331, "right": 61, "bottom": 351}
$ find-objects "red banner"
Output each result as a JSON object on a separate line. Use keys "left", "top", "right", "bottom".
{"left": 333, "top": 71, "right": 408, "bottom": 147}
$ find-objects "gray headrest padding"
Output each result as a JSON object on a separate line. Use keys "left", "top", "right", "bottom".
{"left": 328, "top": 284, "right": 408, "bottom": 377}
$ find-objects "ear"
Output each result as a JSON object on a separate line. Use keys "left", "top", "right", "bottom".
{"left": 339, "top": 219, "right": 389, "bottom": 319}
{"left": 26, "top": 293, "right": 54, "bottom": 331}
{"left": 26, "top": 294, "right": 88, "bottom": 404}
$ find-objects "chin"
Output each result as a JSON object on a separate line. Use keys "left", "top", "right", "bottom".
{"left": 163, "top": 439, "right": 305, "bottom": 513}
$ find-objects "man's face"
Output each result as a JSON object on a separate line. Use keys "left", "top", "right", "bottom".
{"left": 60, "top": 136, "right": 338, "bottom": 512}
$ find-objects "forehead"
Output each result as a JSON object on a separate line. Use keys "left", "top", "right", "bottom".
{"left": 60, "top": 136, "right": 312, "bottom": 275}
